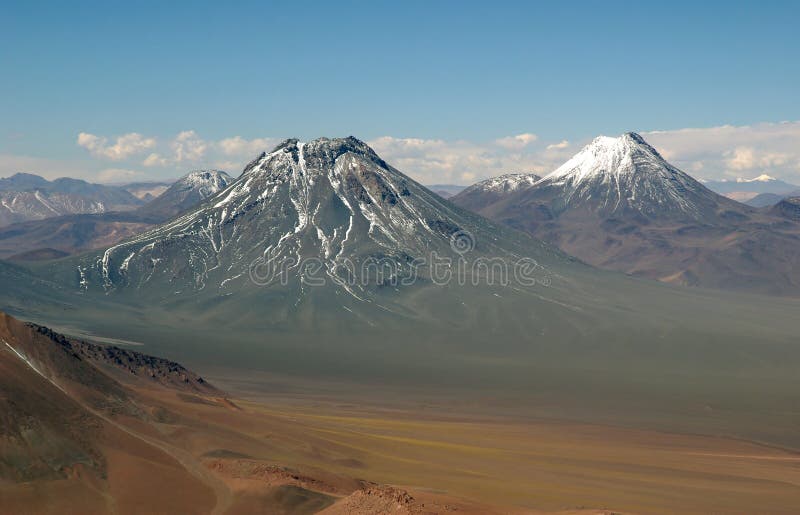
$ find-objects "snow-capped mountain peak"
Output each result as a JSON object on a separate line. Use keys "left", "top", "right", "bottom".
{"left": 737, "top": 174, "right": 777, "bottom": 183}
{"left": 535, "top": 132, "right": 739, "bottom": 220}
{"left": 180, "top": 170, "right": 232, "bottom": 196}
{"left": 544, "top": 132, "right": 667, "bottom": 184}
{"left": 136, "top": 169, "right": 232, "bottom": 220}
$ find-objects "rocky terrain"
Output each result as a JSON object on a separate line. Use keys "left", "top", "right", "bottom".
{"left": 28, "top": 321, "right": 220, "bottom": 394}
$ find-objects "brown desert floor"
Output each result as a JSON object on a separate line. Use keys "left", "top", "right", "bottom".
{"left": 3, "top": 336, "right": 800, "bottom": 514}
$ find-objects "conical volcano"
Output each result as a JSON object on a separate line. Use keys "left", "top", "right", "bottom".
{"left": 523, "top": 132, "right": 745, "bottom": 221}
{"left": 66, "top": 137, "right": 555, "bottom": 304}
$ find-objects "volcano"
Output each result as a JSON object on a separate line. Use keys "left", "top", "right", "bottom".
{"left": 452, "top": 132, "right": 800, "bottom": 294}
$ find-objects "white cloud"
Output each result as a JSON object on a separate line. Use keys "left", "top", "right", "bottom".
{"left": 369, "top": 135, "right": 562, "bottom": 184}
{"left": 61, "top": 122, "right": 800, "bottom": 186}
{"left": 725, "top": 147, "right": 789, "bottom": 171}
{"left": 371, "top": 123, "right": 800, "bottom": 185}
{"left": 494, "top": 133, "right": 538, "bottom": 150}
{"left": 546, "top": 140, "right": 570, "bottom": 150}
{"left": 72, "top": 130, "right": 564, "bottom": 185}
{"left": 77, "top": 132, "right": 156, "bottom": 160}
{"left": 77, "top": 131, "right": 278, "bottom": 176}
{"left": 171, "top": 130, "right": 208, "bottom": 163}
{"left": 142, "top": 153, "right": 168, "bottom": 167}
{"left": 644, "top": 121, "right": 800, "bottom": 182}
{"left": 725, "top": 147, "right": 757, "bottom": 170}
{"left": 218, "top": 136, "right": 278, "bottom": 157}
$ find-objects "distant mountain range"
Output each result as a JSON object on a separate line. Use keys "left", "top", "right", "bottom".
{"left": 120, "top": 180, "right": 174, "bottom": 201}
{"left": 0, "top": 173, "right": 144, "bottom": 227}
{"left": 702, "top": 174, "right": 800, "bottom": 203}
{"left": 745, "top": 189, "right": 800, "bottom": 207}
{"left": 425, "top": 183, "right": 466, "bottom": 198}
{"left": 451, "top": 132, "right": 800, "bottom": 295}
{"left": 0, "top": 171, "right": 230, "bottom": 260}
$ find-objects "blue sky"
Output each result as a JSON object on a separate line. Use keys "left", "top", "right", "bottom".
{"left": 2, "top": 1, "right": 799, "bottom": 184}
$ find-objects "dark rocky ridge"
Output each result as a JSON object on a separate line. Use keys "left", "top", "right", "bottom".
{"left": 28, "top": 322, "right": 220, "bottom": 395}
{"left": 0, "top": 173, "right": 143, "bottom": 227}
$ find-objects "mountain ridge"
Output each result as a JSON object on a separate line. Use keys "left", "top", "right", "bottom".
{"left": 0, "top": 173, "right": 143, "bottom": 227}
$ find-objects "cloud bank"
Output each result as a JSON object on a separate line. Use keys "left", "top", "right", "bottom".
{"left": 643, "top": 122, "right": 800, "bottom": 181}
{"left": 5, "top": 122, "right": 800, "bottom": 186}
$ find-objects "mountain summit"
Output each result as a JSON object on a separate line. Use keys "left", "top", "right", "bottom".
{"left": 534, "top": 132, "right": 742, "bottom": 221}
{"left": 136, "top": 169, "right": 232, "bottom": 220}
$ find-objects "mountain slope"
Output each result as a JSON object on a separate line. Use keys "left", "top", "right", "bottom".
{"left": 426, "top": 183, "right": 466, "bottom": 198}
{"left": 0, "top": 311, "right": 223, "bottom": 512}
{"left": 451, "top": 173, "right": 541, "bottom": 212}
{"left": 0, "top": 212, "right": 153, "bottom": 260}
{"left": 770, "top": 196, "right": 800, "bottom": 220}
{"left": 0, "top": 173, "right": 143, "bottom": 227}
{"left": 452, "top": 132, "right": 800, "bottom": 295}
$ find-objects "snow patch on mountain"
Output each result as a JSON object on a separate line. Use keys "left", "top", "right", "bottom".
{"left": 467, "top": 173, "right": 541, "bottom": 194}
{"left": 181, "top": 170, "right": 232, "bottom": 196}
{"left": 737, "top": 174, "right": 777, "bottom": 183}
